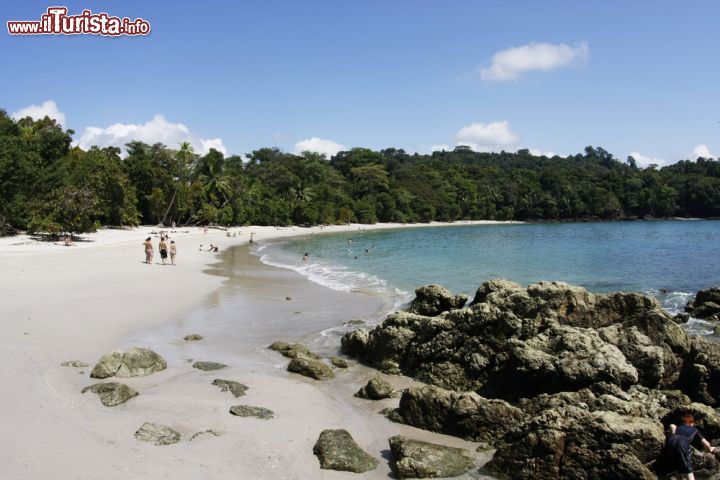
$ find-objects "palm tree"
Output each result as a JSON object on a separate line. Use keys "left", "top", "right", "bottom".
{"left": 158, "top": 141, "right": 194, "bottom": 226}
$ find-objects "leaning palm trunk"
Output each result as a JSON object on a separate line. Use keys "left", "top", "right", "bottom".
{"left": 157, "top": 185, "right": 178, "bottom": 227}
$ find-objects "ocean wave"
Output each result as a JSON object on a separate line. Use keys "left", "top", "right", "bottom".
{"left": 645, "top": 289, "right": 694, "bottom": 316}
{"left": 684, "top": 317, "right": 716, "bottom": 336}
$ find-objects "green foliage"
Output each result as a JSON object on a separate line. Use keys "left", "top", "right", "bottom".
{"left": 1, "top": 107, "right": 720, "bottom": 234}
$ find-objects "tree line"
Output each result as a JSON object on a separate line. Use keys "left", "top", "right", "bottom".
{"left": 1, "top": 110, "right": 719, "bottom": 235}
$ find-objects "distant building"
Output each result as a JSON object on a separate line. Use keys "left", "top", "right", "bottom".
{"left": 453, "top": 145, "right": 473, "bottom": 152}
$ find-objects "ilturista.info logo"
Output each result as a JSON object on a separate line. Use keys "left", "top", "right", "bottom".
{"left": 7, "top": 6, "right": 150, "bottom": 36}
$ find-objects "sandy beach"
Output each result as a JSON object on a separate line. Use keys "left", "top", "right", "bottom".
{"left": 0, "top": 221, "right": 507, "bottom": 480}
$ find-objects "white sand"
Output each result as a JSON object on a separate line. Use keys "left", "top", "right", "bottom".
{"left": 0, "top": 222, "right": 507, "bottom": 480}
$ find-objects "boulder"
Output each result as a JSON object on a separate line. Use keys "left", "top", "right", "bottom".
{"left": 407, "top": 284, "right": 468, "bottom": 317}
{"left": 287, "top": 356, "right": 334, "bottom": 380}
{"left": 487, "top": 406, "right": 665, "bottom": 479}
{"left": 184, "top": 334, "right": 203, "bottom": 341}
{"left": 312, "top": 429, "right": 378, "bottom": 473}
{"left": 687, "top": 287, "right": 720, "bottom": 321}
{"left": 269, "top": 341, "right": 321, "bottom": 359}
{"left": 212, "top": 379, "right": 248, "bottom": 397}
{"left": 388, "top": 435, "right": 474, "bottom": 479}
{"left": 134, "top": 422, "right": 181, "bottom": 445}
{"left": 340, "top": 329, "right": 370, "bottom": 357}
{"left": 395, "top": 385, "right": 524, "bottom": 443}
{"left": 90, "top": 347, "right": 166, "bottom": 379}
{"left": 192, "top": 361, "right": 227, "bottom": 371}
{"left": 81, "top": 382, "right": 138, "bottom": 407}
{"left": 229, "top": 405, "right": 274, "bottom": 419}
{"left": 677, "top": 338, "right": 720, "bottom": 406}
{"left": 356, "top": 377, "right": 394, "bottom": 400}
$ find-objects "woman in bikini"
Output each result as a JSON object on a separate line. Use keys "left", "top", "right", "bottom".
{"left": 170, "top": 241, "right": 177, "bottom": 265}
{"left": 143, "top": 237, "right": 153, "bottom": 264}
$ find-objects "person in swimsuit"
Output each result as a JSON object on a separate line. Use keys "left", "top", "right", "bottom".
{"left": 303, "top": 252, "right": 309, "bottom": 261}
{"left": 169, "top": 241, "right": 177, "bottom": 266}
{"left": 159, "top": 237, "right": 168, "bottom": 265}
{"left": 665, "top": 414, "right": 716, "bottom": 479}
{"left": 143, "top": 237, "right": 153, "bottom": 264}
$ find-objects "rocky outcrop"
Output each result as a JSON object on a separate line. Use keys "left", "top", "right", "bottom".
{"left": 81, "top": 382, "right": 138, "bottom": 407}
{"left": 287, "top": 356, "right": 334, "bottom": 380}
{"left": 393, "top": 385, "right": 525, "bottom": 444}
{"left": 229, "top": 405, "right": 274, "bottom": 419}
{"left": 192, "top": 361, "right": 227, "bottom": 371}
{"left": 407, "top": 284, "right": 468, "bottom": 316}
{"left": 487, "top": 406, "right": 665, "bottom": 479}
{"left": 686, "top": 287, "right": 720, "bottom": 321}
{"left": 355, "top": 377, "right": 394, "bottom": 400}
{"left": 341, "top": 279, "right": 720, "bottom": 479}
{"left": 134, "top": 422, "right": 181, "bottom": 445}
{"left": 677, "top": 338, "right": 720, "bottom": 406}
{"left": 90, "top": 347, "right": 167, "bottom": 379}
{"left": 212, "top": 379, "right": 248, "bottom": 397}
{"left": 388, "top": 435, "right": 474, "bottom": 479}
{"left": 312, "top": 429, "right": 378, "bottom": 473}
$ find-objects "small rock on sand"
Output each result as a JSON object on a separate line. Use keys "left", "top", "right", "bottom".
{"left": 184, "top": 334, "right": 203, "bottom": 341}
{"left": 356, "top": 377, "right": 394, "bottom": 400}
{"left": 61, "top": 360, "right": 89, "bottom": 367}
{"left": 389, "top": 435, "right": 474, "bottom": 479}
{"left": 190, "top": 429, "right": 222, "bottom": 442}
{"left": 134, "top": 422, "right": 181, "bottom": 445}
{"left": 81, "top": 382, "right": 138, "bottom": 407}
{"left": 287, "top": 356, "right": 334, "bottom": 380}
{"left": 229, "top": 405, "right": 274, "bottom": 419}
{"left": 331, "top": 357, "right": 349, "bottom": 368}
{"left": 313, "top": 429, "right": 379, "bottom": 473}
{"left": 193, "top": 361, "right": 227, "bottom": 371}
{"left": 269, "top": 341, "right": 321, "bottom": 359}
{"left": 90, "top": 347, "right": 167, "bottom": 379}
{"left": 212, "top": 379, "right": 248, "bottom": 397}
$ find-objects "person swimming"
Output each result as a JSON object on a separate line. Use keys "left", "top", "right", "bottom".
{"left": 302, "top": 252, "right": 309, "bottom": 261}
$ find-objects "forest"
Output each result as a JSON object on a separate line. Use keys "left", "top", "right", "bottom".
{"left": 1, "top": 110, "right": 719, "bottom": 235}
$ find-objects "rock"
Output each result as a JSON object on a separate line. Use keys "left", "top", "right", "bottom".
{"left": 287, "top": 356, "right": 334, "bottom": 380}
{"left": 674, "top": 312, "right": 690, "bottom": 324}
{"left": 313, "top": 429, "right": 379, "bottom": 473}
{"left": 90, "top": 347, "right": 167, "bottom": 379}
{"left": 184, "top": 334, "right": 203, "bottom": 341}
{"left": 331, "top": 357, "right": 348, "bottom": 368}
{"left": 469, "top": 278, "right": 522, "bottom": 305}
{"left": 487, "top": 406, "right": 665, "bottom": 479}
{"left": 269, "top": 341, "right": 321, "bottom": 359}
{"left": 407, "top": 284, "right": 468, "bottom": 316}
{"left": 189, "top": 429, "right": 221, "bottom": 442}
{"left": 81, "top": 382, "right": 138, "bottom": 407}
{"left": 286, "top": 296, "right": 292, "bottom": 300}
{"left": 61, "top": 360, "right": 88, "bottom": 367}
{"left": 388, "top": 435, "right": 474, "bottom": 479}
{"left": 340, "top": 329, "right": 370, "bottom": 357}
{"left": 134, "top": 422, "right": 181, "bottom": 445}
{"left": 89, "top": 351, "right": 123, "bottom": 378}
{"left": 687, "top": 287, "right": 720, "bottom": 320}
{"left": 229, "top": 405, "right": 274, "bottom": 419}
{"left": 212, "top": 379, "right": 248, "bottom": 397}
{"left": 395, "top": 385, "right": 525, "bottom": 443}
{"left": 356, "top": 377, "right": 394, "bottom": 400}
{"left": 192, "top": 361, "right": 227, "bottom": 371}
{"left": 678, "top": 338, "right": 720, "bottom": 406}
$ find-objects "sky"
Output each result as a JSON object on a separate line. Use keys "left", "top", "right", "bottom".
{"left": 1, "top": 1, "right": 719, "bottom": 166}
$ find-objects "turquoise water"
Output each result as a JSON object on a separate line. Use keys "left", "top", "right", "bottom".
{"left": 257, "top": 220, "right": 720, "bottom": 334}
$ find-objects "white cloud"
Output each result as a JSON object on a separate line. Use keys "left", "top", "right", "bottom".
{"left": 78, "top": 114, "right": 227, "bottom": 156}
{"left": 455, "top": 121, "right": 519, "bottom": 151}
{"left": 11, "top": 100, "right": 66, "bottom": 126}
{"left": 629, "top": 151, "right": 669, "bottom": 168}
{"left": 294, "top": 137, "right": 346, "bottom": 158}
{"left": 693, "top": 144, "right": 715, "bottom": 159}
{"left": 528, "top": 148, "right": 556, "bottom": 157}
{"left": 480, "top": 42, "right": 589, "bottom": 81}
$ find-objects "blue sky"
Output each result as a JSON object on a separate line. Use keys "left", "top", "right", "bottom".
{"left": 2, "top": 0, "right": 719, "bottom": 165}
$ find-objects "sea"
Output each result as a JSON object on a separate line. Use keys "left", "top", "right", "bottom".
{"left": 257, "top": 220, "right": 720, "bottom": 338}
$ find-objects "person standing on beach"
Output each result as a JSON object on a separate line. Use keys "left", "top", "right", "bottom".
{"left": 143, "top": 237, "right": 154, "bottom": 264}
{"left": 159, "top": 237, "right": 168, "bottom": 265}
{"left": 170, "top": 240, "right": 177, "bottom": 266}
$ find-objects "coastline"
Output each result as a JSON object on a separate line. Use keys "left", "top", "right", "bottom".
{"left": 0, "top": 222, "right": 505, "bottom": 479}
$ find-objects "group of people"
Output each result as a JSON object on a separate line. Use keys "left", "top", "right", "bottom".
{"left": 143, "top": 235, "right": 176, "bottom": 265}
